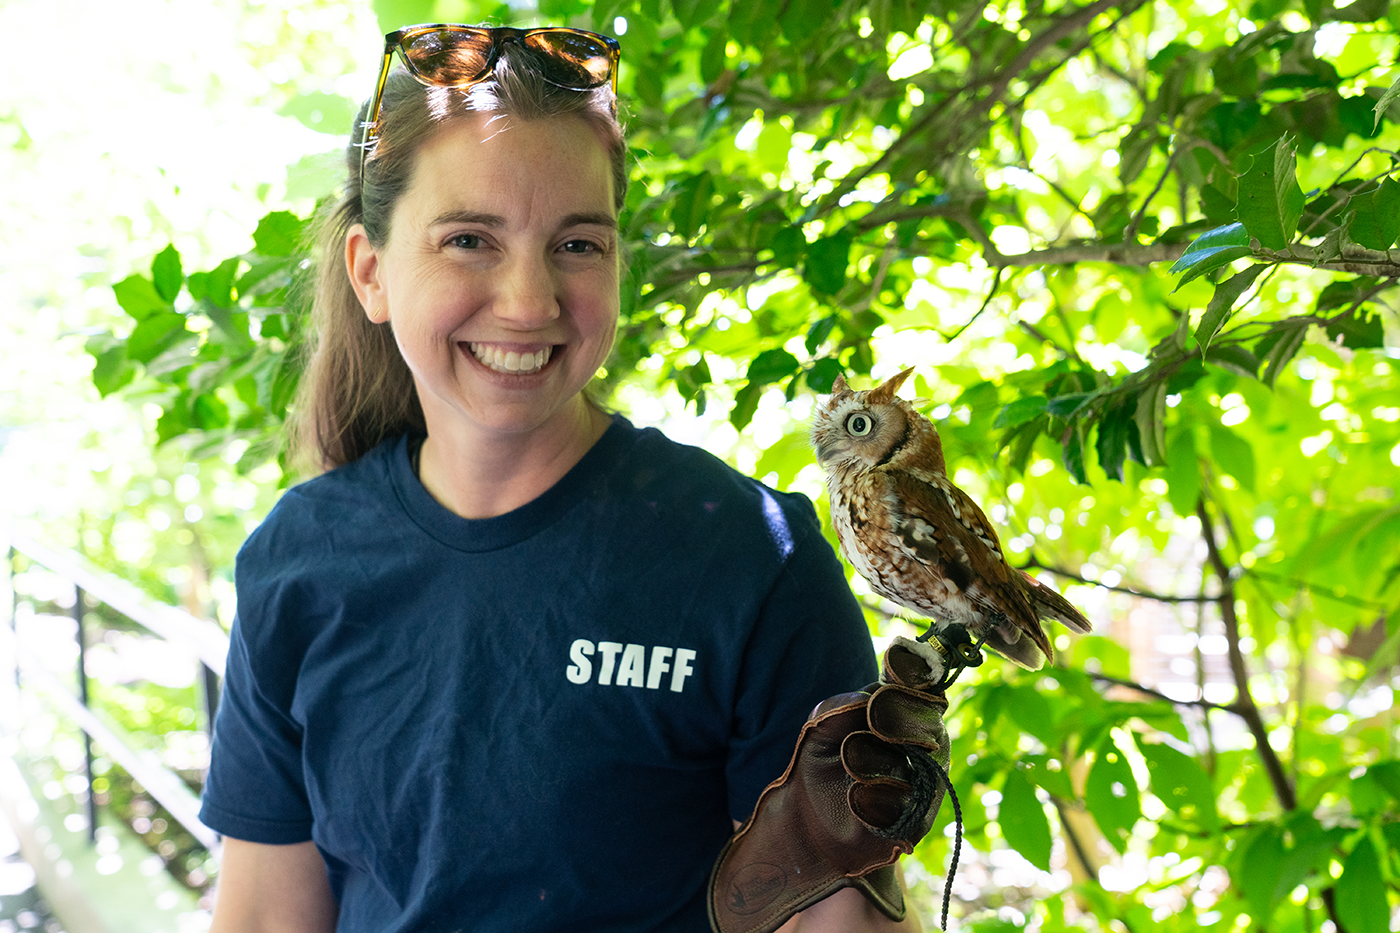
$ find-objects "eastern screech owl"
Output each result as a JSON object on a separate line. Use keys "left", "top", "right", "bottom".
{"left": 811, "top": 368, "right": 1091, "bottom": 669}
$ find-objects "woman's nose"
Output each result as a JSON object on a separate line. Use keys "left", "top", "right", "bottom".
{"left": 493, "top": 254, "right": 560, "bottom": 327}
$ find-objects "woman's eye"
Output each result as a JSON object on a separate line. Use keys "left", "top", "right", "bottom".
{"left": 560, "top": 239, "right": 601, "bottom": 255}
{"left": 450, "top": 233, "right": 483, "bottom": 249}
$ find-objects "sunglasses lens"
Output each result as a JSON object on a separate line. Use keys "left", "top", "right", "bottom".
{"left": 524, "top": 31, "right": 615, "bottom": 89}
{"left": 401, "top": 28, "right": 495, "bottom": 84}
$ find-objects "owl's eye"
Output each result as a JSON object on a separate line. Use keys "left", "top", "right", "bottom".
{"left": 846, "top": 412, "right": 874, "bottom": 436}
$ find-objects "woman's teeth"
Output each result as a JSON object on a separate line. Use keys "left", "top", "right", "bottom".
{"left": 469, "top": 344, "right": 552, "bottom": 374}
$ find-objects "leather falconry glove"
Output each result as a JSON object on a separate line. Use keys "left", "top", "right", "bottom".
{"left": 708, "top": 635, "right": 956, "bottom": 933}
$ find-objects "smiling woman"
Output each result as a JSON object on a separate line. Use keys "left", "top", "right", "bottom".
{"left": 195, "top": 23, "right": 899, "bottom": 933}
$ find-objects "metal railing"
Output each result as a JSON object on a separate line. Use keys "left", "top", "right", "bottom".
{"left": 2, "top": 526, "right": 229, "bottom": 852}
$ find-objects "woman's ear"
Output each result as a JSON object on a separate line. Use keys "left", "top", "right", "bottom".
{"left": 346, "top": 223, "right": 389, "bottom": 323}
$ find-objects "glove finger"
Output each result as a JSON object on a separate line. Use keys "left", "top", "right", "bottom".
{"left": 867, "top": 684, "right": 948, "bottom": 751}
{"left": 849, "top": 780, "right": 913, "bottom": 832}
{"left": 841, "top": 731, "right": 913, "bottom": 783}
{"left": 882, "top": 637, "right": 945, "bottom": 690}
{"left": 810, "top": 686, "right": 877, "bottom": 719}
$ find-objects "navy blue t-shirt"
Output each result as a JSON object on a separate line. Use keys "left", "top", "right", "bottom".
{"left": 199, "top": 416, "right": 877, "bottom": 931}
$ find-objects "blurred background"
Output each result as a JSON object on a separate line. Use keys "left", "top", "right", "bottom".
{"left": 2, "top": 0, "right": 1398, "bottom": 930}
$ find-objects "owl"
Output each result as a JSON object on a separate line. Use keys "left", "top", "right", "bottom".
{"left": 811, "top": 367, "right": 1091, "bottom": 670}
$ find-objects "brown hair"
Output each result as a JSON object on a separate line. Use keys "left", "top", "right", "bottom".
{"left": 289, "top": 42, "right": 628, "bottom": 473}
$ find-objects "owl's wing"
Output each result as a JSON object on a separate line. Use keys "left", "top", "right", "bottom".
{"left": 885, "top": 468, "right": 1052, "bottom": 667}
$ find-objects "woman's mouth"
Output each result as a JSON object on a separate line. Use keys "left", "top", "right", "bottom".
{"left": 467, "top": 343, "right": 554, "bottom": 375}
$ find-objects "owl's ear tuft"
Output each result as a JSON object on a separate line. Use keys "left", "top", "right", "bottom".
{"left": 830, "top": 373, "right": 850, "bottom": 396}
{"left": 868, "top": 367, "right": 915, "bottom": 403}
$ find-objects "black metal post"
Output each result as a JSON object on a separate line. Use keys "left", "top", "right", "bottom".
{"left": 73, "top": 584, "right": 98, "bottom": 845}
{"left": 200, "top": 662, "right": 220, "bottom": 736}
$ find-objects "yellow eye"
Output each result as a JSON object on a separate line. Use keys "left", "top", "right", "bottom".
{"left": 846, "top": 412, "right": 873, "bottom": 436}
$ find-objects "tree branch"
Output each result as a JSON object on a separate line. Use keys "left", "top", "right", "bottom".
{"left": 1020, "top": 554, "right": 1214, "bottom": 603}
{"left": 1196, "top": 498, "right": 1297, "bottom": 812}
{"left": 1090, "top": 673, "right": 1240, "bottom": 714}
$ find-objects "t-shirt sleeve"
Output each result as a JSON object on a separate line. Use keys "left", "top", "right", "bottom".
{"left": 723, "top": 505, "right": 878, "bottom": 820}
{"left": 198, "top": 578, "right": 317, "bottom": 844}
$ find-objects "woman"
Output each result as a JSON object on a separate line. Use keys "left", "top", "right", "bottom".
{"left": 198, "top": 25, "right": 922, "bottom": 932}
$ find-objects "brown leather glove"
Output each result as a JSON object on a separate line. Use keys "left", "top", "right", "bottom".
{"left": 708, "top": 637, "right": 953, "bottom": 933}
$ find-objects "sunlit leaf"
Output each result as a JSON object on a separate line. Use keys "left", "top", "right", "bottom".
{"left": 999, "top": 767, "right": 1053, "bottom": 871}
{"left": 1334, "top": 837, "right": 1388, "bottom": 933}
{"left": 151, "top": 245, "right": 183, "bottom": 303}
{"left": 1235, "top": 139, "right": 1306, "bottom": 250}
{"left": 1139, "top": 740, "right": 1219, "bottom": 831}
{"left": 1168, "top": 223, "right": 1252, "bottom": 289}
{"left": 112, "top": 274, "right": 171, "bottom": 322}
{"left": 1195, "top": 264, "right": 1266, "bottom": 352}
{"left": 1083, "top": 734, "right": 1141, "bottom": 853}
{"left": 126, "top": 312, "right": 190, "bottom": 365}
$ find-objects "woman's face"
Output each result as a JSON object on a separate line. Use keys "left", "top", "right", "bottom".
{"left": 347, "top": 111, "right": 619, "bottom": 448}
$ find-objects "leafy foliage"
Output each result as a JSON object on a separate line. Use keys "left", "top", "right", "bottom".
{"left": 86, "top": 0, "right": 1400, "bottom": 928}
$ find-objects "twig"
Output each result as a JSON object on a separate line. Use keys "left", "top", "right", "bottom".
{"left": 942, "top": 267, "right": 1006, "bottom": 341}
{"left": 1196, "top": 497, "right": 1297, "bottom": 812}
{"left": 1021, "top": 554, "right": 1214, "bottom": 604}
{"left": 1090, "top": 673, "right": 1240, "bottom": 714}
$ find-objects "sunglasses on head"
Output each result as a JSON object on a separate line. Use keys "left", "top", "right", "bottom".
{"left": 358, "top": 24, "right": 622, "bottom": 180}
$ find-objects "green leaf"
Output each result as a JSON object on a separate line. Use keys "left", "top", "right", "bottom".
{"left": 1326, "top": 308, "right": 1386, "bottom": 349}
{"left": 1139, "top": 741, "right": 1220, "bottom": 831}
{"left": 1084, "top": 734, "right": 1141, "bottom": 853}
{"left": 87, "top": 340, "right": 136, "bottom": 397}
{"left": 994, "top": 396, "right": 1049, "bottom": 430}
{"left": 1195, "top": 265, "right": 1266, "bottom": 352}
{"left": 1207, "top": 422, "right": 1256, "bottom": 492}
{"left": 804, "top": 358, "right": 843, "bottom": 393}
{"left": 1061, "top": 422, "right": 1087, "bottom": 484}
{"left": 730, "top": 381, "right": 763, "bottom": 430}
{"left": 805, "top": 315, "right": 838, "bottom": 355}
{"left": 1346, "top": 175, "right": 1400, "bottom": 249}
{"left": 1169, "top": 223, "right": 1252, "bottom": 289}
{"left": 112, "top": 274, "right": 172, "bottom": 321}
{"left": 1235, "top": 139, "right": 1306, "bottom": 250}
{"left": 700, "top": 29, "right": 727, "bottom": 85}
{"left": 252, "top": 211, "right": 306, "bottom": 257}
{"left": 745, "top": 348, "right": 800, "bottom": 386}
{"left": 151, "top": 245, "right": 184, "bottom": 303}
{"left": 193, "top": 393, "right": 230, "bottom": 430}
{"left": 125, "top": 312, "right": 190, "bottom": 364}
{"left": 203, "top": 257, "right": 242, "bottom": 310}
{"left": 770, "top": 225, "right": 806, "bottom": 269}
{"left": 1044, "top": 392, "right": 1092, "bottom": 419}
{"left": 803, "top": 232, "right": 852, "bottom": 296}
{"left": 1132, "top": 382, "right": 1167, "bottom": 466}
{"left": 1334, "top": 837, "right": 1388, "bottom": 933}
{"left": 670, "top": 172, "right": 715, "bottom": 240}
{"left": 1204, "top": 343, "right": 1261, "bottom": 379}
{"left": 1372, "top": 71, "right": 1400, "bottom": 130}
{"left": 998, "top": 768, "right": 1053, "bottom": 871}
{"left": 1258, "top": 319, "right": 1310, "bottom": 388}
{"left": 1095, "top": 396, "right": 1135, "bottom": 482}
{"left": 671, "top": 0, "right": 721, "bottom": 29}
{"left": 1163, "top": 428, "right": 1200, "bottom": 517}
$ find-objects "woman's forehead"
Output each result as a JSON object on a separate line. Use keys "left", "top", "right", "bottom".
{"left": 399, "top": 112, "right": 616, "bottom": 223}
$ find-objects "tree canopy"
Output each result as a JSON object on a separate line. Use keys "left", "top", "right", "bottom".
{"left": 56, "top": 0, "right": 1400, "bottom": 928}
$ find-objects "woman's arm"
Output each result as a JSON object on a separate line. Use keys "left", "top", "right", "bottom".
{"left": 729, "top": 820, "right": 924, "bottom": 933}
{"left": 209, "top": 838, "right": 338, "bottom": 933}
{"left": 783, "top": 884, "right": 924, "bottom": 932}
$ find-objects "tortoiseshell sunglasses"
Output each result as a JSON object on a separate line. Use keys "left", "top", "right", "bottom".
{"left": 358, "top": 24, "right": 621, "bottom": 181}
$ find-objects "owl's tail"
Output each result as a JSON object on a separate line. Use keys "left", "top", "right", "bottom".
{"left": 1018, "top": 571, "right": 1092, "bottom": 633}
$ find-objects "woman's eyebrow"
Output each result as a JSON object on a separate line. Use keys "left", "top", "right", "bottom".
{"left": 429, "top": 210, "right": 505, "bottom": 227}
{"left": 561, "top": 211, "right": 618, "bottom": 229}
